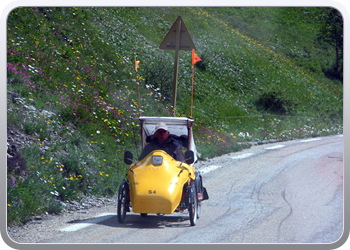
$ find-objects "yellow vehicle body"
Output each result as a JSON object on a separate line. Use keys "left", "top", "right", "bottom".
{"left": 127, "top": 150, "right": 196, "bottom": 214}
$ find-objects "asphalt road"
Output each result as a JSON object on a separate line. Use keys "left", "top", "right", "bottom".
{"left": 40, "top": 135, "right": 344, "bottom": 244}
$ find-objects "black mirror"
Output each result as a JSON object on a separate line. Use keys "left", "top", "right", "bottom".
{"left": 184, "top": 150, "right": 194, "bottom": 164}
{"left": 124, "top": 151, "right": 133, "bottom": 165}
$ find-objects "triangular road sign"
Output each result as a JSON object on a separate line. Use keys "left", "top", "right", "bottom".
{"left": 159, "top": 16, "right": 195, "bottom": 51}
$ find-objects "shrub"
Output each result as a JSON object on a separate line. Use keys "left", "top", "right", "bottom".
{"left": 254, "top": 91, "right": 296, "bottom": 115}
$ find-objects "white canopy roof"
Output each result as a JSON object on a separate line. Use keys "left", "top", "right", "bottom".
{"left": 138, "top": 116, "right": 194, "bottom": 136}
{"left": 137, "top": 116, "right": 197, "bottom": 164}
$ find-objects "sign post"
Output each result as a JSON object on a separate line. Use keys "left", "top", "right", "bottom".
{"left": 160, "top": 16, "right": 195, "bottom": 116}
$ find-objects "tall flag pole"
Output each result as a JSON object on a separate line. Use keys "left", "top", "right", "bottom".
{"left": 135, "top": 57, "right": 141, "bottom": 117}
{"left": 191, "top": 49, "right": 201, "bottom": 118}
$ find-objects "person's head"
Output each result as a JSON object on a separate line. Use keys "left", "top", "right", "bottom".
{"left": 154, "top": 122, "right": 170, "bottom": 143}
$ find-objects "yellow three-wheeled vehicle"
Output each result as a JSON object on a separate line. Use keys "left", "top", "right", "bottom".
{"left": 117, "top": 116, "right": 208, "bottom": 226}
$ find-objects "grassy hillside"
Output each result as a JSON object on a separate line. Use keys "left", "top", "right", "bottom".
{"left": 7, "top": 7, "right": 343, "bottom": 225}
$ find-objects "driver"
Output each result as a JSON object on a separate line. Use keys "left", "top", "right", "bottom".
{"left": 139, "top": 122, "right": 185, "bottom": 161}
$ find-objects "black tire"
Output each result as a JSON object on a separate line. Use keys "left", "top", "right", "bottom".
{"left": 140, "top": 213, "right": 148, "bottom": 217}
{"left": 194, "top": 172, "right": 203, "bottom": 219}
{"left": 117, "top": 182, "right": 129, "bottom": 223}
{"left": 188, "top": 184, "right": 197, "bottom": 226}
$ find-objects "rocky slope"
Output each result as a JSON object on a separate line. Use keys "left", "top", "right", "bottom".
{"left": 7, "top": 91, "right": 76, "bottom": 184}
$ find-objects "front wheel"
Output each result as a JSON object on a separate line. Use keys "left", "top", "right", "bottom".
{"left": 188, "top": 184, "right": 197, "bottom": 226}
{"left": 117, "top": 181, "right": 129, "bottom": 223}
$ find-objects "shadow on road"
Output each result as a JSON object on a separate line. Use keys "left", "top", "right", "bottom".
{"left": 66, "top": 213, "right": 192, "bottom": 229}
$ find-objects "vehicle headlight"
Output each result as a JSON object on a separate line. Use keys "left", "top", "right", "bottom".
{"left": 152, "top": 155, "right": 163, "bottom": 166}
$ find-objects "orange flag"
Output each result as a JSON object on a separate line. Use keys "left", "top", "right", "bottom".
{"left": 192, "top": 49, "right": 201, "bottom": 65}
{"left": 135, "top": 58, "right": 140, "bottom": 72}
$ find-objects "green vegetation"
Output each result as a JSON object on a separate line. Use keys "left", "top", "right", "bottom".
{"left": 7, "top": 7, "right": 343, "bottom": 225}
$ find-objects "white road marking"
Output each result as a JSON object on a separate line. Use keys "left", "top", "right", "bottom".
{"left": 60, "top": 213, "right": 117, "bottom": 232}
{"left": 200, "top": 153, "right": 254, "bottom": 175}
{"left": 230, "top": 152, "right": 253, "bottom": 160}
{"left": 200, "top": 165, "right": 223, "bottom": 175}
{"left": 199, "top": 135, "right": 340, "bottom": 175}
{"left": 265, "top": 145, "right": 285, "bottom": 150}
{"left": 301, "top": 138, "right": 322, "bottom": 142}
{"left": 60, "top": 222, "right": 92, "bottom": 232}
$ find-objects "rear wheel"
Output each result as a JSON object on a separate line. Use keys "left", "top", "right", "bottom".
{"left": 195, "top": 172, "right": 203, "bottom": 219}
{"left": 197, "top": 196, "right": 202, "bottom": 219}
{"left": 117, "top": 182, "right": 129, "bottom": 223}
{"left": 188, "top": 184, "right": 197, "bottom": 226}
